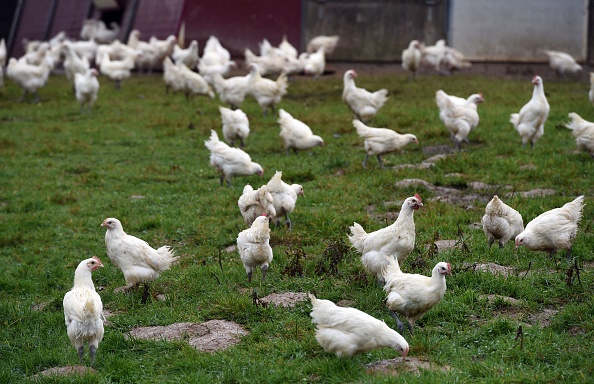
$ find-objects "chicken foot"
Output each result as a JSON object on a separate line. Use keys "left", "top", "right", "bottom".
{"left": 389, "top": 309, "right": 414, "bottom": 335}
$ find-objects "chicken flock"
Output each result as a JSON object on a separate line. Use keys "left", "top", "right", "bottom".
{"left": 3, "top": 20, "right": 590, "bottom": 366}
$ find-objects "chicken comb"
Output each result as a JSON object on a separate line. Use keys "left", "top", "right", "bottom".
{"left": 92, "top": 256, "right": 102, "bottom": 263}
{"left": 414, "top": 193, "right": 422, "bottom": 202}
{"left": 261, "top": 213, "right": 267, "bottom": 217}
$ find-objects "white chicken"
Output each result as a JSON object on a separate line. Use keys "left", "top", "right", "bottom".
{"left": 481, "top": 195, "right": 524, "bottom": 248}
{"left": 420, "top": 39, "right": 471, "bottom": 74}
{"left": 401, "top": 40, "right": 422, "bottom": 80}
{"left": 172, "top": 40, "right": 199, "bottom": 69}
{"left": 247, "top": 63, "right": 288, "bottom": 116}
{"left": 74, "top": 68, "right": 100, "bottom": 113}
{"left": 163, "top": 56, "right": 185, "bottom": 94}
{"left": 101, "top": 217, "right": 178, "bottom": 303}
{"left": 435, "top": 90, "right": 484, "bottom": 150}
{"left": 565, "top": 112, "right": 594, "bottom": 157}
{"left": 510, "top": 75, "right": 550, "bottom": 148}
{"left": 204, "top": 130, "right": 264, "bottom": 187}
{"left": 238, "top": 184, "right": 277, "bottom": 227}
{"left": 212, "top": 73, "right": 250, "bottom": 110}
{"left": 0, "top": 38, "right": 6, "bottom": 67}
{"left": 383, "top": 257, "right": 451, "bottom": 334}
{"left": 588, "top": 72, "right": 594, "bottom": 105}
{"left": 266, "top": 171, "right": 303, "bottom": 230}
{"left": 244, "top": 48, "right": 286, "bottom": 77}
{"left": 543, "top": 50, "right": 582, "bottom": 77}
{"left": 306, "top": 35, "right": 339, "bottom": 55}
{"left": 349, "top": 194, "right": 423, "bottom": 282}
{"left": 279, "top": 35, "right": 298, "bottom": 59}
{"left": 353, "top": 119, "right": 418, "bottom": 168}
{"left": 68, "top": 39, "right": 98, "bottom": 66}
{"left": 342, "top": 69, "right": 388, "bottom": 123}
{"left": 99, "top": 52, "right": 137, "bottom": 89}
{"left": 199, "top": 35, "right": 235, "bottom": 82}
{"left": 308, "top": 293, "right": 409, "bottom": 358}
{"left": 220, "top": 106, "right": 250, "bottom": 147}
{"left": 278, "top": 109, "right": 324, "bottom": 154}
{"left": 304, "top": 47, "right": 325, "bottom": 78}
{"left": 177, "top": 63, "right": 215, "bottom": 100}
{"left": 236, "top": 214, "right": 273, "bottom": 282}
{"left": 515, "top": 196, "right": 585, "bottom": 261}
{"left": 63, "top": 257, "right": 104, "bottom": 364}
{"left": 6, "top": 57, "right": 52, "bottom": 102}
{"left": 63, "top": 42, "right": 90, "bottom": 83}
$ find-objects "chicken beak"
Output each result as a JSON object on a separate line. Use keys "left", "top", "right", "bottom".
{"left": 402, "top": 346, "right": 409, "bottom": 358}
{"left": 100, "top": 219, "right": 108, "bottom": 227}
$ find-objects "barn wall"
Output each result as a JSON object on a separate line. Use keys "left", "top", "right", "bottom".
{"left": 48, "top": 0, "right": 92, "bottom": 41}
{"left": 181, "top": 0, "right": 301, "bottom": 57}
{"left": 302, "top": 0, "right": 447, "bottom": 62}
{"left": 130, "top": 0, "right": 185, "bottom": 40}
{"left": 449, "top": 0, "right": 589, "bottom": 62}
{"left": 10, "top": 0, "right": 54, "bottom": 58}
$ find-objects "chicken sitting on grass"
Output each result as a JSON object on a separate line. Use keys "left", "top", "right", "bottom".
{"left": 308, "top": 293, "right": 409, "bottom": 358}
{"left": 102, "top": 217, "right": 178, "bottom": 303}
{"left": 515, "top": 195, "right": 585, "bottom": 261}
{"left": 349, "top": 194, "right": 423, "bottom": 282}
{"left": 237, "top": 214, "right": 273, "bottom": 282}
{"left": 353, "top": 119, "right": 418, "bottom": 168}
{"left": 63, "top": 257, "right": 104, "bottom": 365}
{"left": 481, "top": 195, "right": 524, "bottom": 249}
{"left": 383, "top": 257, "right": 451, "bottom": 335}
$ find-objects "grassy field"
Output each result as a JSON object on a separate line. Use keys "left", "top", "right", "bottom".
{"left": 0, "top": 65, "right": 593, "bottom": 383}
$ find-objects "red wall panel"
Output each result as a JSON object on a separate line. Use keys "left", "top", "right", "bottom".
{"left": 181, "top": 0, "right": 301, "bottom": 57}
{"left": 131, "top": 0, "right": 185, "bottom": 39}
{"left": 48, "top": 0, "right": 92, "bottom": 41}
{"left": 10, "top": 0, "right": 53, "bottom": 57}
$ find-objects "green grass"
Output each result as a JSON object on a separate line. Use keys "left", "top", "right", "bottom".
{"left": 0, "top": 68, "right": 593, "bottom": 383}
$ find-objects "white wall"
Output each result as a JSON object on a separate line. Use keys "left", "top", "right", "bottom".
{"left": 449, "top": 0, "right": 589, "bottom": 61}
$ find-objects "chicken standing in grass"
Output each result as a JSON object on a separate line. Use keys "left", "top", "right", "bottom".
{"left": 565, "top": 112, "right": 594, "bottom": 157}
{"left": 238, "top": 184, "right": 277, "bottom": 227}
{"left": 212, "top": 73, "right": 250, "bottom": 110}
{"left": 383, "top": 257, "right": 451, "bottom": 335}
{"left": 481, "top": 195, "right": 524, "bottom": 248}
{"left": 63, "top": 257, "right": 104, "bottom": 365}
{"left": 220, "top": 106, "right": 250, "bottom": 147}
{"left": 247, "top": 63, "right": 288, "bottom": 116}
{"left": 237, "top": 214, "right": 273, "bottom": 282}
{"left": 278, "top": 109, "right": 324, "bottom": 154}
{"left": 342, "top": 69, "right": 388, "bottom": 123}
{"left": 349, "top": 194, "right": 423, "bottom": 282}
{"left": 308, "top": 293, "right": 409, "bottom": 358}
{"left": 543, "top": 50, "right": 582, "bottom": 77}
{"left": 510, "top": 75, "right": 549, "bottom": 148}
{"left": 304, "top": 47, "right": 325, "bottom": 78}
{"left": 102, "top": 218, "right": 178, "bottom": 303}
{"left": 515, "top": 196, "right": 585, "bottom": 261}
{"left": 401, "top": 40, "right": 422, "bottom": 80}
{"left": 205, "top": 130, "right": 264, "bottom": 187}
{"left": 435, "top": 90, "right": 484, "bottom": 150}
{"left": 266, "top": 171, "right": 304, "bottom": 230}
{"left": 74, "top": 68, "right": 99, "bottom": 113}
{"left": 353, "top": 119, "right": 418, "bottom": 168}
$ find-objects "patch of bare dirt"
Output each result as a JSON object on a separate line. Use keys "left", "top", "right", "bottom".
{"left": 472, "top": 262, "right": 515, "bottom": 277}
{"left": 526, "top": 308, "right": 558, "bottom": 327}
{"left": 367, "top": 357, "right": 451, "bottom": 376}
{"left": 31, "top": 302, "right": 49, "bottom": 312}
{"left": 128, "top": 320, "right": 249, "bottom": 352}
{"left": 431, "top": 240, "right": 461, "bottom": 253}
{"left": 336, "top": 299, "right": 356, "bottom": 307}
{"left": 259, "top": 292, "right": 308, "bottom": 308}
{"left": 33, "top": 366, "right": 96, "bottom": 379}
{"left": 422, "top": 145, "right": 453, "bottom": 155}
{"left": 480, "top": 294, "right": 522, "bottom": 306}
{"left": 510, "top": 189, "right": 556, "bottom": 198}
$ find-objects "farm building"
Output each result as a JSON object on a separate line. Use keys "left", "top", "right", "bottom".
{"left": 1, "top": 0, "right": 593, "bottom": 63}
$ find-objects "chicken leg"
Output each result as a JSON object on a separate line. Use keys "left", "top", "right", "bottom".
{"left": 89, "top": 345, "right": 97, "bottom": 365}
{"left": 77, "top": 345, "right": 85, "bottom": 363}
{"left": 389, "top": 309, "right": 414, "bottom": 335}
{"left": 261, "top": 264, "right": 269, "bottom": 280}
